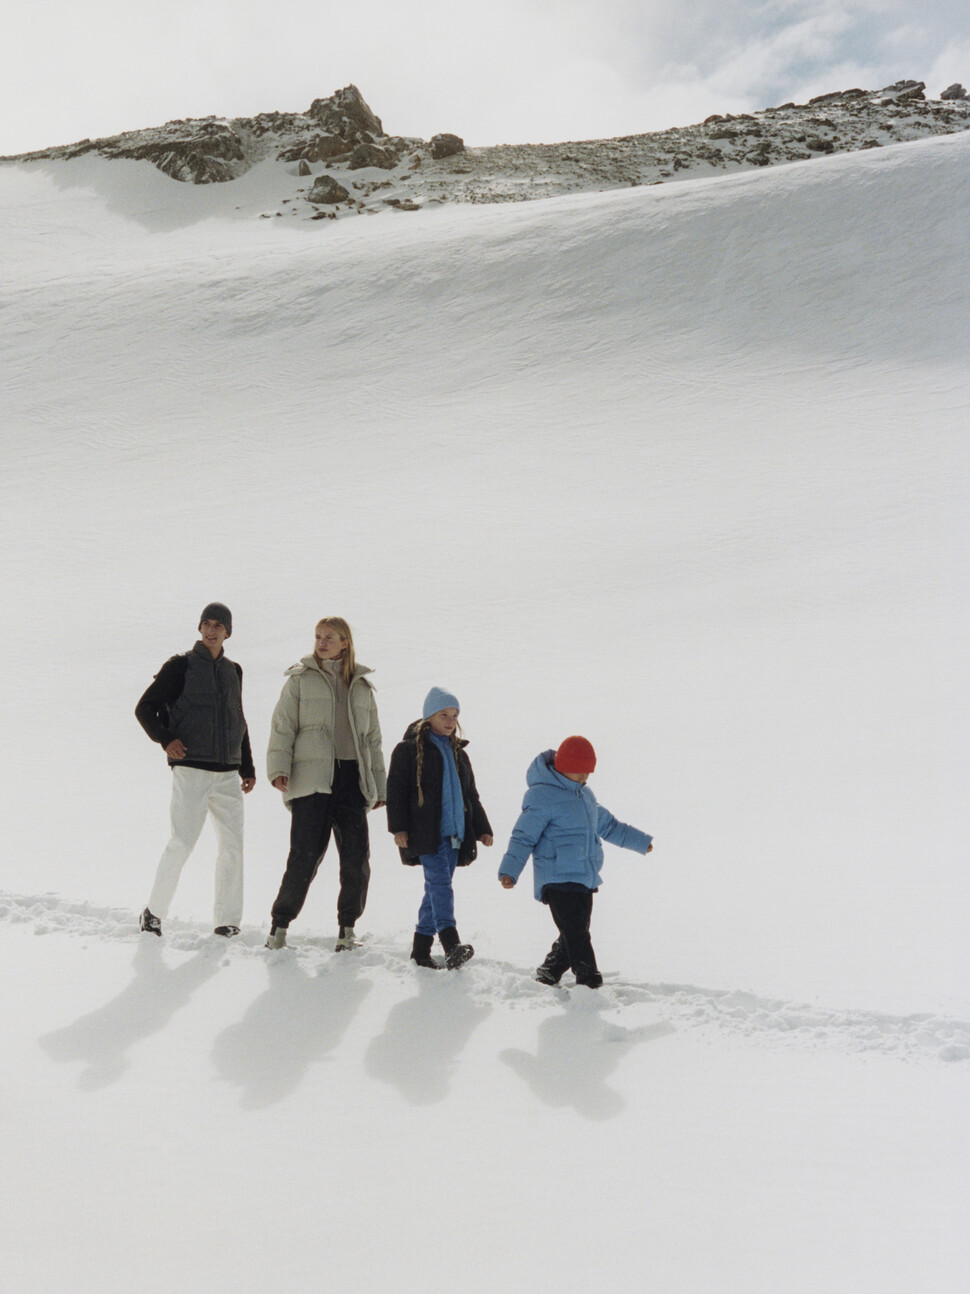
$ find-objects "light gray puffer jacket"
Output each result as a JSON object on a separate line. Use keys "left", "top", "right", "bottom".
{"left": 266, "top": 656, "right": 387, "bottom": 808}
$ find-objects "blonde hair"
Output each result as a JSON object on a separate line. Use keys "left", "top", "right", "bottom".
{"left": 414, "top": 717, "right": 464, "bottom": 807}
{"left": 316, "top": 617, "right": 356, "bottom": 686}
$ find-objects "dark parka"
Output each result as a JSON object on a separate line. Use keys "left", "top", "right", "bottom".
{"left": 385, "top": 722, "right": 492, "bottom": 866}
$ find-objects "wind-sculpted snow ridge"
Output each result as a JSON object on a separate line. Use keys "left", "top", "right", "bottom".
{"left": 4, "top": 79, "right": 969, "bottom": 221}
{"left": 4, "top": 892, "right": 967, "bottom": 1064}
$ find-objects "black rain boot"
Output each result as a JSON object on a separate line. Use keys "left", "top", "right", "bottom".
{"left": 535, "top": 936, "right": 570, "bottom": 985}
{"left": 410, "top": 932, "right": 441, "bottom": 969}
{"left": 439, "top": 926, "right": 474, "bottom": 970}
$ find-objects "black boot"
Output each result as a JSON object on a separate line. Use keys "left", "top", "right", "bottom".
{"left": 574, "top": 963, "right": 603, "bottom": 989}
{"left": 410, "top": 932, "right": 441, "bottom": 969}
{"left": 439, "top": 926, "right": 474, "bottom": 970}
{"left": 139, "top": 908, "right": 161, "bottom": 937}
{"left": 535, "top": 936, "right": 570, "bottom": 985}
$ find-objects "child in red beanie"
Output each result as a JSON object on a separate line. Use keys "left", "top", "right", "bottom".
{"left": 498, "top": 737, "right": 653, "bottom": 988}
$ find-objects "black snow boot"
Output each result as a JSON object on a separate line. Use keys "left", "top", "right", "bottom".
{"left": 439, "top": 926, "right": 474, "bottom": 970}
{"left": 574, "top": 964, "right": 603, "bottom": 989}
{"left": 139, "top": 908, "right": 161, "bottom": 937}
{"left": 535, "top": 936, "right": 570, "bottom": 985}
{"left": 410, "top": 932, "right": 441, "bottom": 969}
{"left": 214, "top": 925, "right": 240, "bottom": 937}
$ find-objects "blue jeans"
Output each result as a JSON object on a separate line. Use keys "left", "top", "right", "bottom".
{"left": 416, "top": 841, "right": 459, "bottom": 935}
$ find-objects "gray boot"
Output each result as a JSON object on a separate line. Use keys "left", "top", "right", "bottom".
{"left": 264, "top": 926, "right": 287, "bottom": 950}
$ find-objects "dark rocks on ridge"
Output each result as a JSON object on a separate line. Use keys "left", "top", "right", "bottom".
{"left": 7, "top": 76, "right": 970, "bottom": 215}
{"left": 278, "top": 134, "right": 351, "bottom": 163}
{"left": 309, "top": 85, "right": 383, "bottom": 137}
{"left": 348, "top": 142, "right": 397, "bottom": 170}
{"left": 430, "top": 133, "right": 465, "bottom": 159}
{"left": 307, "top": 174, "right": 350, "bottom": 205}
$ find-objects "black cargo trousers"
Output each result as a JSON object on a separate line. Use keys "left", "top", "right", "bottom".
{"left": 270, "top": 759, "right": 371, "bottom": 929}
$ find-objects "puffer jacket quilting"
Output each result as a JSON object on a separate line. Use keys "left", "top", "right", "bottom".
{"left": 266, "top": 656, "right": 386, "bottom": 808}
{"left": 498, "top": 750, "right": 653, "bottom": 900}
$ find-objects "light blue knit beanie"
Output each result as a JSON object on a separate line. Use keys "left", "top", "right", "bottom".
{"left": 423, "top": 686, "right": 460, "bottom": 719}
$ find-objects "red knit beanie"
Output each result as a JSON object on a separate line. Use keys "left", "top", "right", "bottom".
{"left": 554, "top": 736, "right": 596, "bottom": 775}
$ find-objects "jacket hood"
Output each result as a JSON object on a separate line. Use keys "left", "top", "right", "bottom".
{"left": 526, "top": 749, "right": 579, "bottom": 792}
{"left": 284, "top": 655, "right": 374, "bottom": 679}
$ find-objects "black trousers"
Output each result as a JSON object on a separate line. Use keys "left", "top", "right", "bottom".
{"left": 270, "top": 760, "right": 370, "bottom": 929}
{"left": 542, "top": 886, "right": 598, "bottom": 980}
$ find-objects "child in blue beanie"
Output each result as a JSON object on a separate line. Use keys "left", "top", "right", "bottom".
{"left": 386, "top": 688, "right": 493, "bottom": 969}
{"left": 498, "top": 736, "right": 653, "bottom": 988}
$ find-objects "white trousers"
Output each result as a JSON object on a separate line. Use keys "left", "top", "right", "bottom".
{"left": 148, "top": 766, "right": 244, "bottom": 927}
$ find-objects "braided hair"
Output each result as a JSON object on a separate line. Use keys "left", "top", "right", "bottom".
{"left": 414, "top": 718, "right": 464, "bottom": 807}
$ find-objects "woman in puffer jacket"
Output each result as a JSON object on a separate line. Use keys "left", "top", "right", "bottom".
{"left": 264, "top": 618, "right": 386, "bottom": 951}
{"left": 498, "top": 736, "right": 653, "bottom": 988}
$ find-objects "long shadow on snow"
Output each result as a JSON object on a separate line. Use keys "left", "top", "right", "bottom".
{"left": 212, "top": 952, "right": 372, "bottom": 1108}
{"left": 38, "top": 937, "right": 222, "bottom": 1089}
{"left": 500, "top": 998, "right": 675, "bottom": 1121}
{"left": 365, "top": 970, "right": 492, "bottom": 1105}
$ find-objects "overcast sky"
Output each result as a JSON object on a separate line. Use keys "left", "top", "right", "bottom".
{"left": 2, "top": 0, "right": 968, "bottom": 154}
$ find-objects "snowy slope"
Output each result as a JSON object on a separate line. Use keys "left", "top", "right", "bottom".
{"left": 1, "top": 130, "right": 968, "bottom": 1292}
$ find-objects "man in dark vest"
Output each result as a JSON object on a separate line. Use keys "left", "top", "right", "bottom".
{"left": 135, "top": 603, "right": 256, "bottom": 937}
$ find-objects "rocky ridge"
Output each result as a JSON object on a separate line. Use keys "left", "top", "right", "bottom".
{"left": 5, "top": 80, "right": 969, "bottom": 222}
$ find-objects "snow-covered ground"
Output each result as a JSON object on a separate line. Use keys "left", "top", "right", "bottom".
{"left": 1, "top": 129, "right": 968, "bottom": 1292}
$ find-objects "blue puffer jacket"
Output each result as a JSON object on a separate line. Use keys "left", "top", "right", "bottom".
{"left": 498, "top": 750, "right": 653, "bottom": 901}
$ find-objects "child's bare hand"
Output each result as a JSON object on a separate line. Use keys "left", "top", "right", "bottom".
{"left": 479, "top": 835, "right": 493, "bottom": 847}
{"left": 394, "top": 832, "right": 409, "bottom": 848}
{"left": 499, "top": 875, "right": 515, "bottom": 889}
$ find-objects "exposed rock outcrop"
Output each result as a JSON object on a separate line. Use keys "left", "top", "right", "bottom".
{"left": 16, "top": 118, "right": 250, "bottom": 184}
{"left": 5, "top": 77, "right": 970, "bottom": 221}
{"left": 278, "top": 134, "right": 351, "bottom": 163}
{"left": 430, "top": 133, "right": 465, "bottom": 159}
{"left": 880, "top": 79, "right": 926, "bottom": 101}
{"left": 307, "top": 174, "right": 350, "bottom": 205}
{"left": 5, "top": 85, "right": 401, "bottom": 185}
{"left": 348, "top": 142, "right": 396, "bottom": 170}
{"left": 308, "top": 85, "right": 383, "bottom": 137}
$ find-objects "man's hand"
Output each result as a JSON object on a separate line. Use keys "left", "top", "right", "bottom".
{"left": 394, "top": 832, "right": 409, "bottom": 848}
{"left": 499, "top": 875, "right": 515, "bottom": 889}
{"left": 241, "top": 777, "right": 256, "bottom": 794}
{"left": 479, "top": 835, "right": 494, "bottom": 847}
{"left": 165, "top": 739, "right": 187, "bottom": 760}
{"left": 272, "top": 776, "right": 288, "bottom": 792}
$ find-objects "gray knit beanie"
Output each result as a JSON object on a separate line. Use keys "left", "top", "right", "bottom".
{"left": 199, "top": 602, "right": 232, "bottom": 637}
